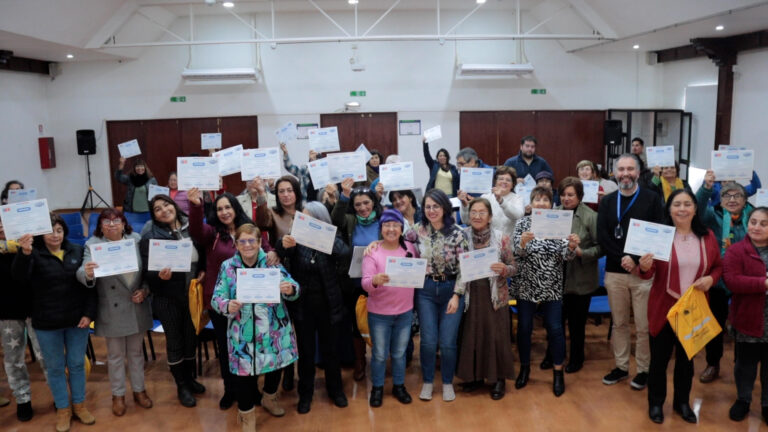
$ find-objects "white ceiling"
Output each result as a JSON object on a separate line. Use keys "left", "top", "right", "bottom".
{"left": 1, "top": 0, "right": 767, "bottom": 63}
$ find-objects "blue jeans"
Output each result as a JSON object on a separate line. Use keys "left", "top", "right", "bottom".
{"left": 35, "top": 327, "right": 90, "bottom": 408}
{"left": 416, "top": 278, "right": 464, "bottom": 384}
{"left": 517, "top": 299, "right": 565, "bottom": 367}
{"left": 369, "top": 310, "right": 413, "bottom": 387}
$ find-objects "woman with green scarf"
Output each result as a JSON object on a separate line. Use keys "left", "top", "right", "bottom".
{"left": 651, "top": 162, "right": 692, "bottom": 203}
{"left": 696, "top": 176, "right": 753, "bottom": 384}
{"left": 332, "top": 177, "right": 384, "bottom": 381}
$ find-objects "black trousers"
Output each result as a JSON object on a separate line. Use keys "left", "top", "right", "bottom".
{"left": 295, "top": 295, "right": 343, "bottom": 399}
{"left": 735, "top": 341, "right": 768, "bottom": 406}
{"left": 704, "top": 284, "right": 730, "bottom": 367}
{"left": 648, "top": 324, "right": 694, "bottom": 407}
{"left": 234, "top": 370, "right": 281, "bottom": 411}
{"left": 563, "top": 293, "right": 592, "bottom": 366}
{"left": 210, "top": 309, "right": 237, "bottom": 395}
{"left": 152, "top": 295, "right": 196, "bottom": 365}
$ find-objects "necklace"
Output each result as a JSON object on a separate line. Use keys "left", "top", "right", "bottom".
{"left": 310, "top": 250, "right": 317, "bottom": 264}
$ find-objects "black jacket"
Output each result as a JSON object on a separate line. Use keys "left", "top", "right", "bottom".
{"left": 140, "top": 219, "right": 200, "bottom": 299}
{"left": 12, "top": 241, "right": 96, "bottom": 330}
{"left": 0, "top": 243, "right": 31, "bottom": 320}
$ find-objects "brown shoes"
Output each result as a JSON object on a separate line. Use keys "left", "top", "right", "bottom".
{"left": 261, "top": 391, "right": 285, "bottom": 417}
{"left": 133, "top": 391, "right": 154, "bottom": 409}
{"left": 699, "top": 365, "right": 720, "bottom": 383}
{"left": 55, "top": 407, "right": 72, "bottom": 432}
{"left": 72, "top": 402, "right": 95, "bottom": 425}
{"left": 112, "top": 396, "right": 126, "bottom": 416}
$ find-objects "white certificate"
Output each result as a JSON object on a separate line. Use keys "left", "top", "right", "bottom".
{"left": 531, "top": 209, "right": 573, "bottom": 239}
{"left": 523, "top": 174, "right": 536, "bottom": 188}
{"left": 718, "top": 145, "right": 747, "bottom": 151}
{"left": 275, "top": 122, "right": 298, "bottom": 143}
{"left": 201, "top": 133, "right": 222, "bottom": 150}
{"left": 308, "top": 127, "right": 340, "bottom": 153}
{"left": 148, "top": 185, "right": 169, "bottom": 201}
{"left": 147, "top": 239, "right": 194, "bottom": 272}
{"left": 348, "top": 246, "right": 365, "bottom": 278}
{"left": 459, "top": 247, "right": 498, "bottom": 283}
{"left": 290, "top": 213, "right": 337, "bottom": 255}
{"left": 236, "top": 268, "right": 281, "bottom": 303}
{"left": 515, "top": 185, "right": 533, "bottom": 207}
{"left": 0, "top": 199, "right": 53, "bottom": 240}
{"left": 645, "top": 146, "right": 676, "bottom": 168}
{"left": 356, "top": 143, "right": 372, "bottom": 162}
{"left": 7, "top": 188, "right": 37, "bottom": 204}
{"left": 177, "top": 157, "right": 220, "bottom": 191}
{"left": 755, "top": 189, "right": 768, "bottom": 207}
{"left": 423, "top": 125, "right": 442, "bottom": 142}
{"left": 384, "top": 257, "right": 427, "bottom": 288}
{"left": 327, "top": 152, "right": 367, "bottom": 183}
{"left": 308, "top": 159, "right": 331, "bottom": 189}
{"left": 90, "top": 240, "right": 139, "bottom": 278}
{"left": 582, "top": 180, "right": 600, "bottom": 204}
{"left": 711, "top": 150, "right": 754, "bottom": 181}
{"left": 213, "top": 144, "right": 243, "bottom": 176}
{"left": 379, "top": 162, "right": 415, "bottom": 191}
{"left": 117, "top": 139, "right": 141, "bottom": 158}
{"left": 623, "top": 218, "right": 676, "bottom": 262}
{"left": 459, "top": 167, "right": 493, "bottom": 194}
{"left": 241, "top": 147, "right": 282, "bottom": 180}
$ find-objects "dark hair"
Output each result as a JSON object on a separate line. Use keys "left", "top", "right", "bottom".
{"left": 132, "top": 158, "right": 154, "bottom": 178}
{"left": 33, "top": 213, "right": 68, "bottom": 249}
{"left": 93, "top": 208, "right": 132, "bottom": 238}
{"left": 348, "top": 188, "right": 383, "bottom": 220}
{"left": 369, "top": 150, "right": 383, "bottom": 163}
{"left": 468, "top": 197, "right": 493, "bottom": 217}
{"left": 274, "top": 175, "right": 303, "bottom": 216}
{"left": 521, "top": 135, "right": 537, "bottom": 145}
{"left": 661, "top": 161, "right": 680, "bottom": 176}
{"left": 436, "top": 148, "right": 451, "bottom": 164}
{"left": 388, "top": 190, "right": 418, "bottom": 210}
{"left": 558, "top": 177, "right": 584, "bottom": 201}
{"left": 149, "top": 194, "right": 186, "bottom": 227}
{"left": 530, "top": 186, "right": 553, "bottom": 205}
{"left": 420, "top": 188, "right": 455, "bottom": 234}
{"left": 493, "top": 166, "right": 517, "bottom": 186}
{"left": 663, "top": 189, "right": 709, "bottom": 238}
{"left": 1, "top": 180, "right": 24, "bottom": 204}
{"left": 748, "top": 207, "right": 768, "bottom": 222}
{"left": 211, "top": 193, "right": 253, "bottom": 235}
{"left": 631, "top": 137, "right": 644, "bottom": 146}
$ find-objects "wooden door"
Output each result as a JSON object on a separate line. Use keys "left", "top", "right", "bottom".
{"left": 320, "top": 114, "right": 358, "bottom": 153}
{"left": 459, "top": 112, "right": 497, "bottom": 165}
{"left": 320, "top": 112, "right": 397, "bottom": 158}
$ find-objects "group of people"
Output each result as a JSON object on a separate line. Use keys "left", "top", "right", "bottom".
{"left": 0, "top": 132, "right": 766, "bottom": 431}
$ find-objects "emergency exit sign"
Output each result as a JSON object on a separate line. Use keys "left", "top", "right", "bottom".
{"left": 530, "top": 89, "right": 547, "bottom": 95}
{"left": 350, "top": 90, "right": 367, "bottom": 97}
{"left": 170, "top": 96, "right": 187, "bottom": 102}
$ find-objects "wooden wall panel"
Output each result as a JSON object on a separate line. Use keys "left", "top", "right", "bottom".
{"left": 320, "top": 114, "right": 358, "bottom": 153}
{"left": 497, "top": 111, "right": 536, "bottom": 166}
{"left": 179, "top": 118, "right": 218, "bottom": 157}
{"left": 320, "top": 113, "right": 397, "bottom": 159}
{"left": 106, "top": 120, "right": 145, "bottom": 208}
{"left": 459, "top": 112, "right": 497, "bottom": 166}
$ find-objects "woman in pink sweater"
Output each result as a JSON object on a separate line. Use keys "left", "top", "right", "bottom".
{"left": 362, "top": 209, "right": 418, "bottom": 408}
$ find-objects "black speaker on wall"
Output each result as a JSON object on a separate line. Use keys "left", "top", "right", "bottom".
{"left": 604, "top": 120, "right": 623, "bottom": 147}
{"left": 76, "top": 129, "right": 96, "bottom": 155}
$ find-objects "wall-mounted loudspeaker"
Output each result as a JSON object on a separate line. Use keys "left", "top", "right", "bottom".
{"left": 604, "top": 120, "right": 623, "bottom": 147}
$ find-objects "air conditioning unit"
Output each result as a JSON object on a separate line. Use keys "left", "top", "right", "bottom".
{"left": 457, "top": 63, "right": 534, "bottom": 78}
{"left": 181, "top": 67, "right": 260, "bottom": 84}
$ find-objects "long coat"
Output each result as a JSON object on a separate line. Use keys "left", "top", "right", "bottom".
{"left": 558, "top": 202, "right": 603, "bottom": 296}
{"left": 77, "top": 233, "right": 153, "bottom": 338}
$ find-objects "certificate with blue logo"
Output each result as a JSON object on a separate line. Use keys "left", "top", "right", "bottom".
{"left": 241, "top": 147, "right": 281, "bottom": 181}
{"left": 327, "top": 152, "right": 367, "bottom": 183}
{"left": 7, "top": 188, "right": 37, "bottom": 203}
{"left": 307, "top": 158, "right": 331, "bottom": 189}
{"left": 177, "top": 157, "right": 220, "bottom": 191}
{"left": 118, "top": 139, "right": 142, "bottom": 158}
{"left": 623, "top": 218, "right": 676, "bottom": 262}
{"left": 290, "top": 213, "right": 337, "bottom": 255}
{"left": 459, "top": 247, "right": 498, "bottom": 283}
{"left": 379, "top": 162, "right": 415, "bottom": 191}
{"left": 582, "top": 180, "right": 600, "bottom": 204}
{"left": 308, "top": 127, "right": 340, "bottom": 153}
{"left": 646, "top": 146, "right": 676, "bottom": 168}
{"left": 384, "top": 257, "right": 427, "bottom": 288}
{"left": 147, "top": 239, "right": 194, "bottom": 272}
{"left": 711, "top": 150, "right": 753, "bottom": 181}
{"left": 531, "top": 209, "right": 573, "bottom": 239}
{"left": 459, "top": 167, "right": 494, "bottom": 194}
{"left": 89, "top": 240, "right": 139, "bottom": 278}
{"left": 236, "top": 268, "right": 281, "bottom": 303}
{"left": 0, "top": 199, "right": 52, "bottom": 240}
{"left": 213, "top": 144, "right": 243, "bottom": 176}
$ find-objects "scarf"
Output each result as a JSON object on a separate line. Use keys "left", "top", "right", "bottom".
{"left": 660, "top": 177, "right": 684, "bottom": 202}
{"left": 356, "top": 210, "right": 378, "bottom": 226}
{"left": 130, "top": 172, "right": 149, "bottom": 187}
{"left": 721, "top": 207, "right": 750, "bottom": 256}
{"left": 368, "top": 163, "right": 380, "bottom": 174}
{"left": 471, "top": 226, "right": 492, "bottom": 248}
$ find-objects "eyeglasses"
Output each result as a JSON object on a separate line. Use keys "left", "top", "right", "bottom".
{"left": 237, "top": 239, "right": 259, "bottom": 246}
{"left": 469, "top": 211, "right": 489, "bottom": 217}
{"left": 101, "top": 219, "right": 123, "bottom": 226}
{"left": 722, "top": 193, "right": 744, "bottom": 201}
{"left": 424, "top": 205, "right": 442, "bottom": 211}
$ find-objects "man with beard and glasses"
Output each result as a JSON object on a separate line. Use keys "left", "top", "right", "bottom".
{"left": 596, "top": 154, "right": 664, "bottom": 391}
{"left": 503, "top": 136, "right": 553, "bottom": 184}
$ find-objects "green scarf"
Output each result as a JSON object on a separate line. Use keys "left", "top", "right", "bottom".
{"left": 720, "top": 205, "right": 751, "bottom": 256}
{"left": 356, "top": 210, "right": 378, "bottom": 226}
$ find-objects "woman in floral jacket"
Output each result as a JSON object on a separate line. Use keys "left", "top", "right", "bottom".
{"left": 211, "top": 224, "right": 299, "bottom": 432}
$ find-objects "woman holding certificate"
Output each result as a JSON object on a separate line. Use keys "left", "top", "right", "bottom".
{"left": 636, "top": 189, "right": 722, "bottom": 424}
{"left": 512, "top": 186, "right": 579, "bottom": 397}
{"left": 254, "top": 175, "right": 303, "bottom": 248}
{"left": 140, "top": 195, "right": 205, "bottom": 408}
{"left": 76, "top": 208, "right": 153, "bottom": 417}
{"left": 12, "top": 214, "right": 97, "bottom": 432}
{"left": 423, "top": 140, "right": 459, "bottom": 197}
{"left": 212, "top": 223, "right": 299, "bottom": 431}
{"left": 650, "top": 162, "right": 692, "bottom": 203}
{"left": 115, "top": 157, "right": 157, "bottom": 214}
{"left": 403, "top": 189, "right": 469, "bottom": 402}
{"left": 458, "top": 166, "right": 524, "bottom": 234}
{"left": 456, "top": 198, "right": 518, "bottom": 400}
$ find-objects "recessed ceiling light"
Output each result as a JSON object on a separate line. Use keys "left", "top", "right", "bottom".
{"left": 66, "top": 54, "right": 74, "bottom": 59}
{"left": 715, "top": 25, "right": 724, "bottom": 31}
{"left": 222, "top": 1, "right": 234, "bottom": 8}
{"left": 632, "top": 44, "right": 640, "bottom": 50}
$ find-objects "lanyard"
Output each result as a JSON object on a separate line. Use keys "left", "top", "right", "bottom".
{"left": 616, "top": 188, "right": 640, "bottom": 223}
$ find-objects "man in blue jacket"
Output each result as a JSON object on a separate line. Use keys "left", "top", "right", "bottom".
{"left": 503, "top": 136, "right": 553, "bottom": 184}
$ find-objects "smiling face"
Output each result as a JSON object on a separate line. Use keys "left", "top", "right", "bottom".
{"left": 215, "top": 196, "right": 236, "bottom": 228}
{"left": 168, "top": 173, "right": 178, "bottom": 190}
{"left": 152, "top": 200, "right": 177, "bottom": 225}
{"left": 661, "top": 165, "right": 677, "bottom": 181}
{"left": 669, "top": 192, "right": 696, "bottom": 229}
{"left": 577, "top": 165, "right": 594, "bottom": 181}
{"left": 353, "top": 194, "right": 374, "bottom": 218}
{"left": 101, "top": 216, "right": 125, "bottom": 241}
{"left": 423, "top": 197, "right": 444, "bottom": 226}
{"left": 276, "top": 180, "right": 296, "bottom": 209}
{"left": 721, "top": 187, "right": 747, "bottom": 215}
{"left": 437, "top": 151, "right": 448, "bottom": 166}
{"left": 236, "top": 232, "right": 260, "bottom": 261}
{"left": 391, "top": 192, "right": 413, "bottom": 215}
{"left": 560, "top": 186, "right": 580, "bottom": 210}
{"left": 469, "top": 201, "right": 491, "bottom": 231}
{"left": 615, "top": 157, "right": 639, "bottom": 192}
{"left": 532, "top": 194, "right": 552, "bottom": 210}
{"left": 494, "top": 174, "right": 514, "bottom": 195}
{"left": 748, "top": 210, "right": 768, "bottom": 246}
{"left": 369, "top": 154, "right": 380, "bottom": 167}
{"left": 381, "top": 221, "right": 402, "bottom": 244}
{"left": 134, "top": 164, "right": 146, "bottom": 175}
{"left": 43, "top": 223, "right": 65, "bottom": 251}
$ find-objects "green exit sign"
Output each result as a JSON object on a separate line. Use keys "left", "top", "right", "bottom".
{"left": 349, "top": 90, "right": 367, "bottom": 97}
{"left": 530, "top": 89, "right": 547, "bottom": 95}
{"left": 170, "top": 96, "right": 187, "bottom": 102}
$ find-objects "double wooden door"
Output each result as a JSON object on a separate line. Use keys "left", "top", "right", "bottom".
{"left": 320, "top": 112, "right": 397, "bottom": 158}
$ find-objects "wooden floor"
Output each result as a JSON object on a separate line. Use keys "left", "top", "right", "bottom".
{"left": 1, "top": 318, "right": 766, "bottom": 432}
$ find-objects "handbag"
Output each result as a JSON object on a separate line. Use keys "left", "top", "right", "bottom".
{"left": 355, "top": 295, "right": 373, "bottom": 347}
{"left": 188, "top": 278, "right": 210, "bottom": 335}
{"left": 666, "top": 286, "right": 722, "bottom": 360}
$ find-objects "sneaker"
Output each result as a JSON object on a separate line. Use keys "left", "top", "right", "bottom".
{"left": 729, "top": 400, "right": 749, "bottom": 421}
{"left": 602, "top": 368, "right": 629, "bottom": 385}
{"left": 631, "top": 372, "right": 649, "bottom": 390}
{"left": 442, "top": 384, "right": 456, "bottom": 402}
{"left": 419, "top": 383, "right": 433, "bottom": 401}
{"left": 17, "top": 401, "right": 33, "bottom": 422}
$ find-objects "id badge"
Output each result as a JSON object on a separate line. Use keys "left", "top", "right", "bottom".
{"left": 614, "top": 225, "right": 623, "bottom": 240}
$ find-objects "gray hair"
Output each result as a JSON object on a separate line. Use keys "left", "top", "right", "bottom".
{"left": 616, "top": 153, "right": 640, "bottom": 170}
{"left": 303, "top": 201, "right": 332, "bottom": 224}
{"left": 720, "top": 182, "right": 747, "bottom": 198}
{"left": 456, "top": 147, "right": 479, "bottom": 163}
{"left": 384, "top": 154, "right": 400, "bottom": 164}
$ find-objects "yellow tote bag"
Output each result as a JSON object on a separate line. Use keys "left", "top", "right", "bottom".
{"left": 355, "top": 295, "right": 373, "bottom": 347}
{"left": 666, "top": 287, "right": 722, "bottom": 360}
{"left": 188, "top": 278, "right": 210, "bottom": 335}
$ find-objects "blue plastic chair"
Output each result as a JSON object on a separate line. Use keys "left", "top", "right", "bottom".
{"left": 59, "top": 212, "right": 82, "bottom": 228}
{"left": 87, "top": 212, "right": 100, "bottom": 237}
{"left": 124, "top": 212, "right": 151, "bottom": 234}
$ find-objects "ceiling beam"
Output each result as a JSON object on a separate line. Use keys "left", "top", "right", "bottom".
{"left": 655, "top": 29, "right": 768, "bottom": 63}
{"left": 565, "top": 0, "right": 617, "bottom": 39}
{"left": 0, "top": 54, "right": 51, "bottom": 76}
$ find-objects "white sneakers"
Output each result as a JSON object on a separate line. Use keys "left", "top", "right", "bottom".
{"left": 419, "top": 383, "right": 433, "bottom": 401}
{"left": 442, "top": 384, "right": 456, "bottom": 402}
{"left": 418, "top": 383, "right": 456, "bottom": 402}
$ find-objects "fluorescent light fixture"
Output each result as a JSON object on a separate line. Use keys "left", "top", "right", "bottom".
{"left": 477, "top": 0, "right": 487, "bottom": 4}
{"left": 632, "top": 44, "right": 640, "bottom": 50}
{"left": 715, "top": 25, "right": 724, "bottom": 31}
{"left": 348, "top": 0, "right": 359, "bottom": 4}
{"left": 345, "top": 101, "right": 360, "bottom": 108}
{"left": 66, "top": 54, "right": 74, "bottom": 59}
{"left": 458, "top": 63, "right": 534, "bottom": 77}
{"left": 182, "top": 67, "right": 259, "bottom": 84}
{"left": 223, "top": 1, "right": 235, "bottom": 8}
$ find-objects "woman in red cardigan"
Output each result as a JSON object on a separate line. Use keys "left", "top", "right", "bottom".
{"left": 723, "top": 207, "right": 768, "bottom": 423}
{"left": 636, "top": 189, "right": 722, "bottom": 425}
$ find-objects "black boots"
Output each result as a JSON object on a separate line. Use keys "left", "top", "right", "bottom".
{"left": 515, "top": 365, "right": 530, "bottom": 389}
{"left": 490, "top": 380, "right": 506, "bottom": 400}
{"left": 392, "top": 385, "right": 412, "bottom": 404}
{"left": 170, "top": 363, "right": 196, "bottom": 407}
{"left": 184, "top": 360, "right": 206, "bottom": 394}
{"left": 553, "top": 370, "right": 565, "bottom": 397}
{"left": 369, "top": 386, "right": 384, "bottom": 407}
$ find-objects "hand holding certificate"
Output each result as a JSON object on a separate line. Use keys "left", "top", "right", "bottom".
{"left": 459, "top": 247, "right": 498, "bottom": 283}
{"left": 384, "top": 257, "right": 427, "bottom": 288}
{"left": 423, "top": 125, "right": 442, "bottom": 142}
{"left": 379, "top": 162, "right": 415, "bottom": 191}
{"left": 356, "top": 143, "right": 372, "bottom": 162}
{"left": 711, "top": 150, "right": 754, "bottom": 180}
{"left": 582, "top": 180, "right": 600, "bottom": 204}
{"left": 241, "top": 147, "right": 281, "bottom": 180}
{"left": 459, "top": 167, "right": 494, "bottom": 194}
{"left": 148, "top": 185, "right": 169, "bottom": 201}
{"left": 236, "top": 268, "right": 281, "bottom": 303}
{"left": 7, "top": 188, "right": 37, "bottom": 203}
{"left": 348, "top": 246, "right": 365, "bottom": 278}
{"left": 0, "top": 199, "right": 53, "bottom": 240}
{"left": 275, "top": 122, "right": 298, "bottom": 143}
{"left": 308, "top": 127, "right": 340, "bottom": 153}
{"left": 290, "top": 213, "right": 337, "bottom": 254}
{"left": 201, "top": 133, "right": 222, "bottom": 150}
{"left": 327, "top": 152, "right": 367, "bottom": 183}
{"left": 531, "top": 209, "right": 573, "bottom": 239}
{"left": 90, "top": 240, "right": 139, "bottom": 278}
{"left": 213, "top": 144, "right": 243, "bottom": 176}
{"left": 623, "top": 218, "right": 675, "bottom": 262}
{"left": 308, "top": 159, "right": 331, "bottom": 189}
{"left": 177, "top": 157, "right": 220, "bottom": 191}
{"left": 756, "top": 189, "right": 768, "bottom": 207}
{"left": 118, "top": 139, "right": 142, "bottom": 158}
{"left": 148, "top": 239, "right": 194, "bottom": 272}
{"left": 646, "top": 146, "right": 676, "bottom": 168}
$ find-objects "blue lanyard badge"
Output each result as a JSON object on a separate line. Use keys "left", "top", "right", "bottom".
{"left": 614, "top": 188, "right": 640, "bottom": 239}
